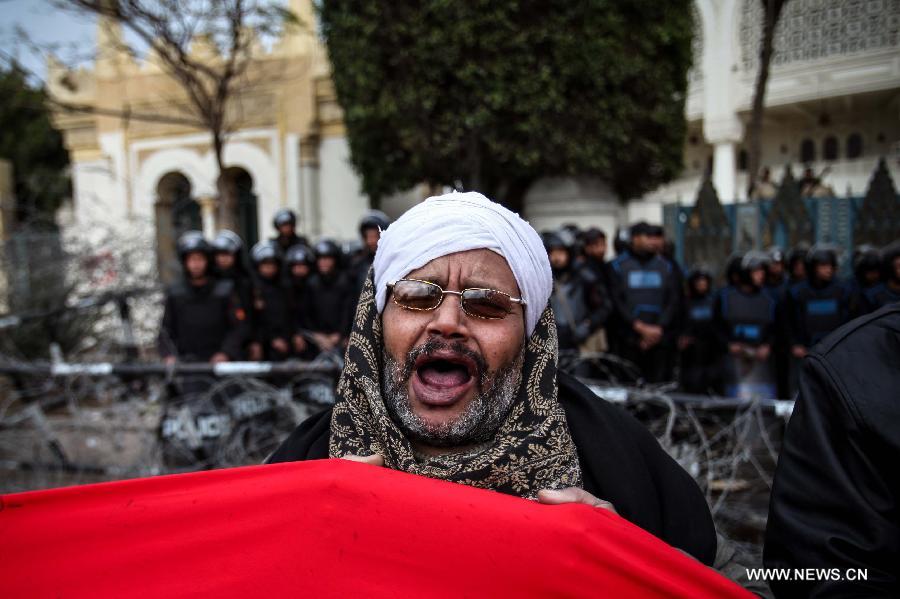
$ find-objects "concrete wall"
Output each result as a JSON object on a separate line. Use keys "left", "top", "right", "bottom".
{"left": 316, "top": 136, "right": 369, "bottom": 241}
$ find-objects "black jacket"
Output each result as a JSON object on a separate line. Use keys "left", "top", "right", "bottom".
{"left": 267, "top": 371, "right": 717, "bottom": 566}
{"left": 785, "top": 280, "right": 851, "bottom": 347}
{"left": 608, "top": 251, "right": 682, "bottom": 337}
{"left": 158, "top": 278, "right": 244, "bottom": 361}
{"left": 305, "top": 271, "right": 356, "bottom": 337}
{"left": 551, "top": 267, "right": 611, "bottom": 350}
{"left": 764, "top": 303, "right": 900, "bottom": 596}
{"left": 714, "top": 285, "right": 778, "bottom": 348}
{"left": 253, "top": 275, "right": 291, "bottom": 348}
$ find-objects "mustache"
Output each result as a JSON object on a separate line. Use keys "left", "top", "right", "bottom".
{"left": 398, "top": 338, "right": 487, "bottom": 382}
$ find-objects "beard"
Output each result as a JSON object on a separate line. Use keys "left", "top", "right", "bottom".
{"left": 381, "top": 338, "right": 524, "bottom": 448}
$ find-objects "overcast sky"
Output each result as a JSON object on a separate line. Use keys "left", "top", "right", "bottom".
{"left": 0, "top": 0, "right": 100, "bottom": 81}
{"left": 1, "top": 0, "right": 293, "bottom": 84}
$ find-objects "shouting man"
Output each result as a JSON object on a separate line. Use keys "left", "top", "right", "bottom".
{"left": 268, "top": 192, "right": 717, "bottom": 565}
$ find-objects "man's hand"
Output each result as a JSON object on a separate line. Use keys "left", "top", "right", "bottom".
{"left": 247, "top": 342, "right": 263, "bottom": 361}
{"left": 271, "top": 337, "right": 289, "bottom": 354}
{"left": 791, "top": 344, "right": 808, "bottom": 359}
{"left": 341, "top": 454, "right": 384, "bottom": 467}
{"left": 643, "top": 324, "right": 663, "bottom": 345}
{"left": 292, "top": 334, "right": 307, "bottom": 354}
{"left": 164, "top": 356, "right": 177, "bottom": 366}
{"left": 677, "top": 335, "right": 694, "bottom": 351}
{"left": 755, "top": 343, "right": 771, "bottom": 361}
{"left": 209, "top": 352, "right": 228, "bottom": 364}
{"left": 728, "top": 342, "right": 744, "bottom": 356}
{"left": 537, "top": 487, "right": 617, "bottom": 514}
{"left": 634, "top": 321, "right": 662, "bottom": 350}
{"left": 312, "top": 332, "right": 334, "bottom": 351}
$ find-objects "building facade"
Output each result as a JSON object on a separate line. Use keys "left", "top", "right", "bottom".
{"left": 50, "top": 0, "right": 900, "bottom": 268}
{"left": 49, "top": 0, "right": 372, "bottom": 280}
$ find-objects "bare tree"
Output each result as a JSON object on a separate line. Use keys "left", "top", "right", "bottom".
{"left": 746, "top": 0, "right": 789, "bottom": 200}
{"left": 46, "top": 0, "right": 297, "bottom": 229}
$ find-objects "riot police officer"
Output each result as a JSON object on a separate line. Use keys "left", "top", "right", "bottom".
{"left": 786, "top": 243, "right": 810, "bottom": 285}
{"left": 350, "top": 210, "right": 391, "bottom": 298}
{"left": 212, "top": 230, "right": 253, "bottom": 311}
{"left": 581, "top": 228, "right": 610, "bottom": 286}
{"left": 285, "top": 244, "right": 316, "bottom": 358}
{"left": 714, "top": 251, "right": 778, "bottom": 399}
{"left": 724, "top": 252, "right": 744, "bottom": 289}
{"left": 862, "top": 241, "right": 900, "bottom": 311}
{"left": 786, "top": 244, "right": 850, "bottom": 358}
{"left": 763, "top": 246, "right": 791, "bottom": 398}
{"left": 848, "top": 244, "right": 884, "bottom": 316}
{"left": 545, "top": 233, "right": 610, "bottom": 356}
{"left": 270, "top": 209, "right": 309, "bottom": 255}
{"left": 249, "top": 241, "right": 291, "bottom": 361}
{"left": 158, "top": 231, "right": 245, "bottom": 364}
{"left": 304, "top": 239, "right": 356, "bottom": 354}
{"left": 679, "top": 266, "right": 721, "bottom": 395}
{"left": 608, "top": 222, "right": 682, "bottom": 382}
{"left": 764, "top": 246, "right": 789, "bottom": 300}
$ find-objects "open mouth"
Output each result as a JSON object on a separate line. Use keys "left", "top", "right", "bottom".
{"left": 411, "top": 351, "right": 478, "bottom": 407}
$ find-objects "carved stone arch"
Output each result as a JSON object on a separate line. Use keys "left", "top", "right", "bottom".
{"left": 155, "top": 171, "right": 200, "bottom": 284}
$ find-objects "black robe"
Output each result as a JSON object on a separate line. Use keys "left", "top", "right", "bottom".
{"left": 267, "top": 370, "right": 718, "bottom": 566}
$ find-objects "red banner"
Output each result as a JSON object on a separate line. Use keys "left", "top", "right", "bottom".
{"left": 0, "top": 460, "right": 749, "bottom": 598}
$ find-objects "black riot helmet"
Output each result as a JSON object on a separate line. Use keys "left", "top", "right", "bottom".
{"left": 724, "top": 252, "right": 745, "bottom": 286}
{"left": 314, "top": 238, "right": 342, "bottom": 259}
{"left": 212, "top": 230, "right": 243, "bottom": 255}
{"left": 542, "top": 231, "right": 567, "bottom": 253}
{"left": 852, "top": 244, "right": 881, "bottom": 281}
{"left": 806, "top": 244, "right": 838, "bottom": 271}
{"left": 881, "top": 241, "right": 900, "bottom": 283}
{"left": 740, "top": 250, "right": 770, "bottom": 288}
{"left": 285, "top": 244, "right": 315, "bottom": 266}
{"left": 250, "top": 240, "right": 280, "bottom": 265}
{"left": 177, "top": 230, "right": 210, "bottom": 261}
{"left": 272, "top": 208, "right": 297, "bottom": 230}
{"left": 787, "top": 242, "right": 810, "bottom": 268}
{"left": 342, "top": 239, "right": 363, "bottom": 260}
{"left": 359, "top": 210, "right": 391, "bottom": 237}
{"left": 613, "top": 227, "right": 631, "bottom": 256}
{"left": 559, "top": 224, "right": 582, "bottom": 252}
{"left": 686, "top": 265, "right": 713, "bottom": 297}
{"left": 687, "top": 264, "right": 713, "bottom": 284}
{"left": 766, "top": 246, "right": 785, "bottom": 265}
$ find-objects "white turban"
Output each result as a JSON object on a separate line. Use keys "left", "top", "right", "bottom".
{"left": 373, "top": 191, "right": 552, "bottom": 336}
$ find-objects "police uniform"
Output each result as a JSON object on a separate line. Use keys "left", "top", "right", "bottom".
{"left": 158, "top": 232, "right": 245, "bottom": 363}
{"left": 679, "top": 273, "right": 721, "bottom": 395}
{"left": 158, "top": 278, "right": 245, "bottom": 362}
{"left": 609, "top": 250, "right": 681, "bottom": 382}
{"left": 250, "top": 241, "right": 292, "bottom": 361}
{"left": 714, "top": 282, "right": 777, "bottom": 399}
{"left": 786, "top": 280, "right": 850, "bottom": 348}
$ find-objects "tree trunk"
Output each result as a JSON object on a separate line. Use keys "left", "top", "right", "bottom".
{"left": 746, "top": 0, "right": 786, "bottom": 200}
{"left": 213, "top": 131, "right": 238, "bottom": 231}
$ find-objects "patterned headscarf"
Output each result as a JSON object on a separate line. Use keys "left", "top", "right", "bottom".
{"left": 329, "top": 272, "right": 583, "bottom": 498}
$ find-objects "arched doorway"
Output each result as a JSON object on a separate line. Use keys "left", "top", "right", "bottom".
{"left": 221, "top": 167, "right": 259, "bottom": 248}
{"left": 155, "top": 172, "right": 200, "bottom": 283}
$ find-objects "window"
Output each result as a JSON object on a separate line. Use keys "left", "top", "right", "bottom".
{"left": 800, "top": 138, "right": 816, "bottom": 163}
{"left": 847, "top": 133, "right": 863, "bottom": 159}
{"left": 823, "top": 136, "right": 839, "bottom": 161}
